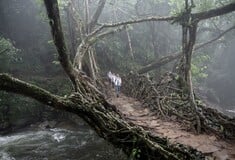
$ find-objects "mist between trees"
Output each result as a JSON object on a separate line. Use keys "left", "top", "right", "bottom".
{"left": 0, "top": 0, "right": 235, "bottom": 159}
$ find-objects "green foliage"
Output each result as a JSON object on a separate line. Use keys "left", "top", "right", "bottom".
{"left": 195, "top": 99, "right": 203, "bottom": 105}
{"left": 58, "top": 0, "right": 69, "bottom": 8}
{"left": 52, "top": 60, "right": 60, "bottom": 65}
{"left": 0, "top": 37, "right": 20, "bottom": 72}
{"left": 191, "top": 54, "right": 211, "bottom": 84}
{"left": 97, "top": 35, "right": 138, "bottom": 73}
{"left": 0, "top": 90, "right": 44, "bottom": 129}
{"left": 129, "top": 148, "right": 141, "bottom": 160}
{"left": 129, "top": 135, "right": 141, "bottom": 160}
{"left": 197, "top": 0, "right": 214, "bottom": 12}
{"left": 168, "top": 0, "right": 185, "bottom": 15}
{"left": 0, "top": 37, "right": 18, "bottom": 56}
{"left": 174, "top": 74, "right": 180, "bottom": 81}
{"left": 35, "top": 0, "right": 49, "bottom": 22}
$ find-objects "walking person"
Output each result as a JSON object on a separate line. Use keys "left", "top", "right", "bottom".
{"left": 107, "top": 71, "right": 112, "bottom": 85}
{"left": 115, "top": 74, "right": 122, "bottom": 97}
{"left": 111, "top": 73, "right": 116, "bottom": 88}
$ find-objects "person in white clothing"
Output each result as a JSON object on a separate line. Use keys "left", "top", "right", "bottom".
{"left": 111, "top": 73, "right": 116, "bottom": 88}
{"left": 107, "top": 71, "right": 112, "bottom": 85}
{"left": 115, "top": 74, "right": 122, "bottom": 97}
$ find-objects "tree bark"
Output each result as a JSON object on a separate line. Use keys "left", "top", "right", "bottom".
{"left": 73, "top": 26, "right": 125, "bottom": 70}
{"left": 138, "top": 53, "right": 180, "bottom": 74}
{"left": 84, "top": 0, "right": 89, "bottom": 34}
{"left": 44, "top": 0, "right": 78, "bottom": 90}
{"left": 88, "top": 48, "right": 98, "bottom": 81}
{"left": 180, "top": 0, "right": 201, "bottom": 132}
{"left": 66, "top": 6, "right": 77, "bottom": 58}
{"left": 0, "top": 73, "right": 74, "bottom": 111}
{"left": 125, "top": 27, "right": 134, "bottom": 59}
{"left": 181, "top": 22, "right": 201, "bottom": 133}
{"left": 94, "top": 2, "right": 235, "bottom": 32}
{"left": 192, "top": 2, "right": 235, "bottom": 20}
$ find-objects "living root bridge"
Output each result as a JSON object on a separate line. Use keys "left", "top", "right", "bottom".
{"left": 122, "top": 72, "right": 235, "bottom": 139}
{"left": 0, "top": 73, "right": 206, "bottom": 159}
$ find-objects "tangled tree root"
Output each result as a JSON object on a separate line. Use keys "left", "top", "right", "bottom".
{"left": 122, "top": 72, "right": 235, "bottom": 139}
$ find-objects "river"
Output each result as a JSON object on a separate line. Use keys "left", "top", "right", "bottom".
{"left": 0, "top": 123, "right": 127, "bottom": 160}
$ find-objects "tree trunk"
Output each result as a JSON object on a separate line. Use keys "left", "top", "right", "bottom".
{"left": 181, "top": 23, "right": 201, "bottom": 133}
{"left": 84, "top": 0, "right": 89, "bottom": 34}
{"left": 66, "top": 6, "right": 77, "bottom": 59}
{"left": 88, "top": 47, "right": 99, "bottom": 81}
{"left": 125, "top": 27, "right": 134, "bottom": 59}
{"left": 149, "top": 21, "right": 161, "bottom": 77}
{"left": 180, "top": 0, "right": 201, "bottom": 133}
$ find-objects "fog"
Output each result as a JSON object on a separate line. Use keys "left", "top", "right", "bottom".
{"left": 0, "top": 1, "right": 235, "bottom": 159}
{"left": 0, "top": 0, "right": 235, "bottom": 114}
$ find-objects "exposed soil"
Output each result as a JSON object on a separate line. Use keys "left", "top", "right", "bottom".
{"left": 106, "top": 84, "right": 235, "bottom": 160}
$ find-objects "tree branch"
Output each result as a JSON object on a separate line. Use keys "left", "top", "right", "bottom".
{"left": 87, "top": 15, "right": 175, "bottom": 40}
{"left": 0, "top": 73, "right": 75, "bottom": 111}
{"left": 73, "top": 26, "right": 125, "bottom": 69}
{"left": 44, "top": 0, "right": 78, "bottom": 90}
{"left": 192, "top": 2, "right": 235, "bottom": 20}
{"left": 138, "top": 52, "right": 181, "bottom": 74}
{"left": 126, "top": 27, "right": 134, "bottom": 59}
{"left": 68, "top": 0, "right": 85, "bottom": 39}
{"left": 88, "top": 26, "right": 125, "bottom": 45}
{"left": 195, "top": 25, "right": 235, "bottom": 49}
{"left": 138, "top": 25, "right": 235, "bottom": 74}
{"left": 86, "top": 2, "right": 235, "bottom": 35}
{"left": 69, "top": 0, "right": 83, "bottom": 24}
{"left": 100, "top": 16, "right": 176, "bottom": 28}
{"left": 88, "top": 0, "right": 106, "bottom": 31}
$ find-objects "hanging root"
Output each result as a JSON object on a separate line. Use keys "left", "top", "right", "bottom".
{"left": 122, "top": 72, "right": 235, "bottom": 139}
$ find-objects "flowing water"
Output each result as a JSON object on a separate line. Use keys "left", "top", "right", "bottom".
{"left": 0, "top": 127, "right": 127, "bottom": 160}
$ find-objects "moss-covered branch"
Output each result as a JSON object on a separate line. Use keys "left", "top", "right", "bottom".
{"left": 192, "top": 2, "right": 235, "bottom": 20}
{"left": 0, "top": 73, "right": 75, "bottom": 111}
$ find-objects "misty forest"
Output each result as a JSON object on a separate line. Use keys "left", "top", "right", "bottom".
{"left": 0, "top": 0, "right": 235, "bottom": 159}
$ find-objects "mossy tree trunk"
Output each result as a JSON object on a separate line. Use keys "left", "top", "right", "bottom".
{"left": 179, "top": 0, "right": 201, "bottom": 133}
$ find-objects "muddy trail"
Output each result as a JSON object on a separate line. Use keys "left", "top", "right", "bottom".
{"left": 106, "top": 83, "right": 235, "bottom": 160}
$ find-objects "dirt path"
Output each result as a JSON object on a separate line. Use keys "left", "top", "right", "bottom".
{"left": 106, "top": 84, "right": 235, "bottom": 160}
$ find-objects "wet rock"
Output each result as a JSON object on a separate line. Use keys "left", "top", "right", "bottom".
{"left": 39, "top": 120, "right": 57, "bottom": 129}
{"left": 0, "top": 121, "right": 11, "bottom": 134}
